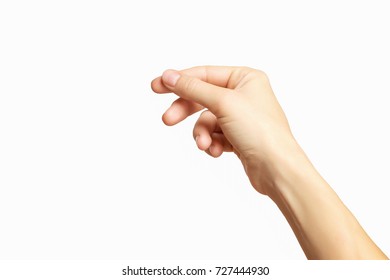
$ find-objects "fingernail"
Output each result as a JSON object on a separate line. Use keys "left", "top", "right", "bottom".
{"left": 162, "top": 70, "right": 180, "bottom": 87}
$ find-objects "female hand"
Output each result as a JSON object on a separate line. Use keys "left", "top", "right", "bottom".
{"left": 151, "top": 66, "right": 388, "bottom": 259}
{"left": 152, "top": 66, "right": 298, "bottom": 195}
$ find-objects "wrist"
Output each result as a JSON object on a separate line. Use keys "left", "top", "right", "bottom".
{"left": 245, "top": 133, "right": 316, "bottom": 196}
{"left": 268, "top": 139, "right": 320, "bottom": 197}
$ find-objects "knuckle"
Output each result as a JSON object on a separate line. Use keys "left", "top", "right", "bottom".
{"left": 254, "top": 69, "right": 267, "bottom": 77}
{"left": 255, "top": 70, "right": 270, "bottom": 83}
{"left": 239, "top": 66, "right": 254, "bottom": 73}
{"left": 228, "top": 67, "right": 269, "bottom": 88}
{"left": 238, "top": 66, "right": 268, "bottom": 80}
{"left": 250, "top": 68, "right": 269, "bottom": 80}
{"left": 244, "top": 68, "right": 270, "bottom": 87}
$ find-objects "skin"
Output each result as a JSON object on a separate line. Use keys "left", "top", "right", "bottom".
{"left": 151, "top": 66, "right": 388, "bottom": 260}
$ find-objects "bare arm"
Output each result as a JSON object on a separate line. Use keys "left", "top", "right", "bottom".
{"left": 151, "top": 66, "right": 387, "bottom": 259}
{"left": 264, "top": 138, "right": 387, "bottom": 259}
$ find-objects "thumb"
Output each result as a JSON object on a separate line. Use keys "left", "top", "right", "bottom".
{"left": 162, "top": 70, "right": 227, "bottom": 111}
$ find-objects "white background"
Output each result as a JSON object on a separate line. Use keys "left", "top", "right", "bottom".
{"left": 1, "top": 0, "right": 389, "bottom": 261}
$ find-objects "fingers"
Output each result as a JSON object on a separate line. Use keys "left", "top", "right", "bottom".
{"left": 193, "top": 110, "right": 233, "bottom": 157}
{"left": 151, "top": 65, "right": 241, "bottom": 93}
{"left": 180, "top": 66, "right": 239, "bottom": 88}
{"left": 161, "top": 70, "right": 228, "bottom": 111}
{"left": 162, "top": 98, "right": 203, "bottom": 126}
{"left": 193, "top": 110, "right": 216, "bottom": 151}
{"left": 151, "top": 66, "right": 251, "bottom": 112}
{"left": 151, "top": 75, "right": 170, "bottom": 93}
{"left": 152, "top": 66, "right": 243, "bottom": 157}
{"left": 208, "top": 133, "right": 233, "bottom": 157}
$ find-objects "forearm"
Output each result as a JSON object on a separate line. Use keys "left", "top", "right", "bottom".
{"left": 265, "top": 141, "right": 388, "bottom": 259}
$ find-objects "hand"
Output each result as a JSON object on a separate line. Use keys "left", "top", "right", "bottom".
{"left": 152, "top": 66, "right": 388, "bottom": 259}
{"left": 151, "top": 66, "right": 300, "bottom": 195}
